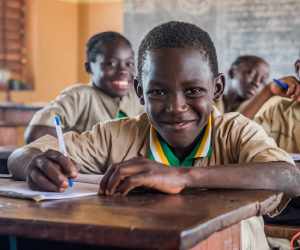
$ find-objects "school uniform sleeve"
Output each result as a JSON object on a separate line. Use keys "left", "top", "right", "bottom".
{"left": 27, "top": 113, "right": 150, "bottom": 175}
{"left": 29, "top": 85, "right": 87, "bottom": 130}
{"left": 27, "top": 122, "right": 111, "bottom": 174}
{"left": 253, "top": 103, "right": 276, "bottom": 136}
{"left": 228, "top": 114, "right": 294, "bottom": 217}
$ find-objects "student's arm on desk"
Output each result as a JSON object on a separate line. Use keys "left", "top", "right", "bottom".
{"left": 8, "top": 147, "right": 79, "bottom": 192}
{"left": 240, "top": 76, "right": 300, "bottom": 120}
{"left": 24, "top": 125, "right": 69, "bottom": 144}
{"left": 99, "top": 158, "right": 300, "bottom": 198}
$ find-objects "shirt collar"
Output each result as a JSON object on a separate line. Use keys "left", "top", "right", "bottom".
{"left": 148, "top": 115, "right": 212, "bottom": 166}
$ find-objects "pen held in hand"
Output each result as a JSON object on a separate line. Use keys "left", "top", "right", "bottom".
{"left": 54, "top": 116, "right": 73, "bottom": 188}
{"left": 273, "top": 78, "right": 288, "bottom": 89}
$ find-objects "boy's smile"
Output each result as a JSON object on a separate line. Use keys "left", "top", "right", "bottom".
{"left": 136, "top": 48, "right": 223, "bottom": 149}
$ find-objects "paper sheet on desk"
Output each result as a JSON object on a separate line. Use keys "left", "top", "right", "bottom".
{"left": 0, "top": 181, "right": 99, "bottom": 202}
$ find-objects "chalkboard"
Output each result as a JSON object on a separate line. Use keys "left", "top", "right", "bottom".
{"left": 124, "top": 0, "right": 300, "bottom": 78}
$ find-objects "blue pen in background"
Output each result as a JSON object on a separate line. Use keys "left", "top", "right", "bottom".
{"left": 54, "top": 116, "right": 73, "bottom": 188}
{"left": 273, "top": 78, "right": 288, "bottom": 89}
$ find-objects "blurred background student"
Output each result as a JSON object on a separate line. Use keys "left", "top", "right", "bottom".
{"left": 214, "top": 55, "right": 269, "bottom": 113}
{"left": 24, "top": 32, "right": 144, "bottom": 144}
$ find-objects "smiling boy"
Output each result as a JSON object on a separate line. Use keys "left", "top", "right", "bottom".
{"left": 8, "top": 22, "right": 300, "bottom": 250}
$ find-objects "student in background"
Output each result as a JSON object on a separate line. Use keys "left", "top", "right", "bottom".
{"left": 214, "top": 55, "right": 269, "bottom": 113}
{"left": 24, "top": 32, "right": 145, "bottom": 144}
{"left": 8, "top": 22, "right": 300, "bottom": 250}
{"left": 240, "top": 57, "right": 300, "bottom": 250}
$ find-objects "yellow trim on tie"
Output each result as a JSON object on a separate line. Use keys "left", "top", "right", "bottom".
{"left": 195, "top": 115, "right": 211, "bottom": 158}
{"left": 151, "top": 126, "right": 170, "bottom": 165}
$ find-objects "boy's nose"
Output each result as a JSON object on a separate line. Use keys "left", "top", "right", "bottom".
{"left": 117, "top": 64, "right": 129, "bottom": 75}
{"left": 165, "top": 95, "right": 188, "bottom": 114}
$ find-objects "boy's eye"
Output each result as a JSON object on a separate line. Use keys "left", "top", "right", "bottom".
{"left": 149, "top": 90, "right": 165, "bottom": 96}
{"left": 186, "top": 88, "right": 202, "bottom": 94}
{"left": 127, "top": 62, "right": 134, "bottom": 67}
{"left": 105, "top": 62, "right": 117, "bottom": 67}
{"left": 248, "top": 71, "right": 256, "bottom": 77}
{"left": 260, "top": 78, "right": 266, "bottom": 85}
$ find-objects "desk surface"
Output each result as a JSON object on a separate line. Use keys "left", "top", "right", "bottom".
{"left": 0, "top": 187, "right": 282, "bottom": 250}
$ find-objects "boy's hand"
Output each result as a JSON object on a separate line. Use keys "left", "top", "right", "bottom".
{"left": 99, "top": 157, "right": 188, "bottom": 196}
{"left": 268, "top": 76, "right": 300, "bottom": 101}
{"left": 26, "top": 149, "right": 79, "bottom": 192}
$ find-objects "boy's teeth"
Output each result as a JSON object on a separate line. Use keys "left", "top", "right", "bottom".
{"left": 113, "top": 81, "right": 128, "bottom": 86}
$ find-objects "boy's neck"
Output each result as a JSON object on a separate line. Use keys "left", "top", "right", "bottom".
{"left": 168, "top": 132, "right": 203, "bottom": 163}
{"left": 223, "top": 90, "right": 244, "bottom": 113}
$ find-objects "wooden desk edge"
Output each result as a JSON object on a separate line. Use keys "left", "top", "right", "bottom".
{"left": 180, "top": 191, "right": 283, "bottom": 250}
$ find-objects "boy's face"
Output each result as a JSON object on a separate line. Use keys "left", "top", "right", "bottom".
{"left": 86, "top": 39, "right": 136, "bottom": 98}
{"left": 230, "top": 61, "right": 269, "bottom": 100}
{"left": 136, "top": 48, "right": 224, "bottom": 148}
{"left": 295, "top": 60, "right": 300, "bottom": 80}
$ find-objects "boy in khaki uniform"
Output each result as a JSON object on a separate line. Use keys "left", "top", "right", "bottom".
{"left": 24, "top": 32, "right": 145, "bottom": 144}
{"left": 8, "top": 22, "right": 300, "bottom": 250}
{"left": 241, "top": 57, "right": 300, "bottom": 250}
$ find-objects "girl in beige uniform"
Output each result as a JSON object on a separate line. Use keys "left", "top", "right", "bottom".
{"left": 24, "top": 32, "right": 145, "bottom": 144}
{"left": 8, "top": 22, "right": 300, "bottom": 250}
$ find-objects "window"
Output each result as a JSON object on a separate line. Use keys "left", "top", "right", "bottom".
{"left": 0, "top": 0, "right": 27, "bottom": 87}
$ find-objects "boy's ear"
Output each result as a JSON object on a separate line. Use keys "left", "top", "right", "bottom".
{"left": 85, "top": 61, "right": 92, "bottom": 74}
{"left": 133, "top": 77, "right": 145, "bottom": 105}
{"left": 213, "top": 73, "right": 226, "bottom": 102}
{"left": 228, "top": 68, "right": 235, "bottom": 79}
{"left": 295, "top": 60, "right": 300, "bottom": 79}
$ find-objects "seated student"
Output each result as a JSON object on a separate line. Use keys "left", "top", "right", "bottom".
{"left": 8, "top": 22, "right": 300, "bottom": 250}
{"left": 24, "top": 31, "right": 145, "bottom": 144}
{"left": 240, "top": 58, "right": 300, "bottom": 250}
{"left": 214, "top": 55, "right": 269, "bottom": 113}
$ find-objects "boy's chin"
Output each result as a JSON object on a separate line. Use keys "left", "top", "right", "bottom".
{"left": 163, "top": 136, "right": 196, "bottom": 149}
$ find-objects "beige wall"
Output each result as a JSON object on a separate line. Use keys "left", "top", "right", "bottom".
{"left": 0, "top": 0, "right": 124, "bottom": 103}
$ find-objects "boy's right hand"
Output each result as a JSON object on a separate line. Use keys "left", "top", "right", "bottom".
{"left": 26, "top": 149, "right": 79, "bottom": 192}
{"left": 268, "top": 76, "right": 300, "bottom": 101}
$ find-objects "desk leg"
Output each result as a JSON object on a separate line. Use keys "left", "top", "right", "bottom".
{"left": 188, "top": 222, "right": 240, "bottom": 250}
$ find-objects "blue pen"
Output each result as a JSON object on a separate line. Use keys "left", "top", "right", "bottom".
{"left": 273, "top": 78, "right": 288, "bottom": 89}
{"left": 54, "top": 116, "right": 73, "bottom": 188}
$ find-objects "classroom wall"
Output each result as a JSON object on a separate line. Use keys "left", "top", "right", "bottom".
{"left": 0, "top": 0, "right": 124, "bottom": 103}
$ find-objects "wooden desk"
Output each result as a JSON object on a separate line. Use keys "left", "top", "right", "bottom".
{"left": 0, "top": 146, "right": 19, "bottom": 174}
{"left": 0, "top": 188, "right": 282, "bottom": 250}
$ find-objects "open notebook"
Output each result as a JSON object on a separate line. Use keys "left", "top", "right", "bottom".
{"left": 0, "top": 174, "right": 103, "bottom": 202}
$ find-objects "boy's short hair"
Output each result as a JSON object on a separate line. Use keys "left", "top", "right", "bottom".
{"left": 230, "top": 55, "right": 268, "bottom": 70}
{"left": 137, "top": 21, "right": 219, "bottom": 82}
{"left": 86, "top": 32, "right": 132, "bottom": 62}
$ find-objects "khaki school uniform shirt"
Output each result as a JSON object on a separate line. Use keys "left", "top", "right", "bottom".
{"left": 254, "top": 99, "right": 300, "bottom": 153}
{"left": 28, "top": 106, "right": 294, "bottom": 250}
{"left": 29, "top": 82, "right": 145, "bottom": 133}
{"left": 213, "top": 97, "right": 249, "bottom": 113}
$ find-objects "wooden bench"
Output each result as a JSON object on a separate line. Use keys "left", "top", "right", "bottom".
{"left": 265, "top": 224, "right": 300, "bottom": 240}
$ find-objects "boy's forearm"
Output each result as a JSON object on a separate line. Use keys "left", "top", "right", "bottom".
{"left": 183, "top": 162, "right": 300, "bottom": 198}
{"left": 8, "top": 147, "right": 43, "bottom": 180}
{"left": 240, "top": 85, "right": 273, "bottom": 119}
